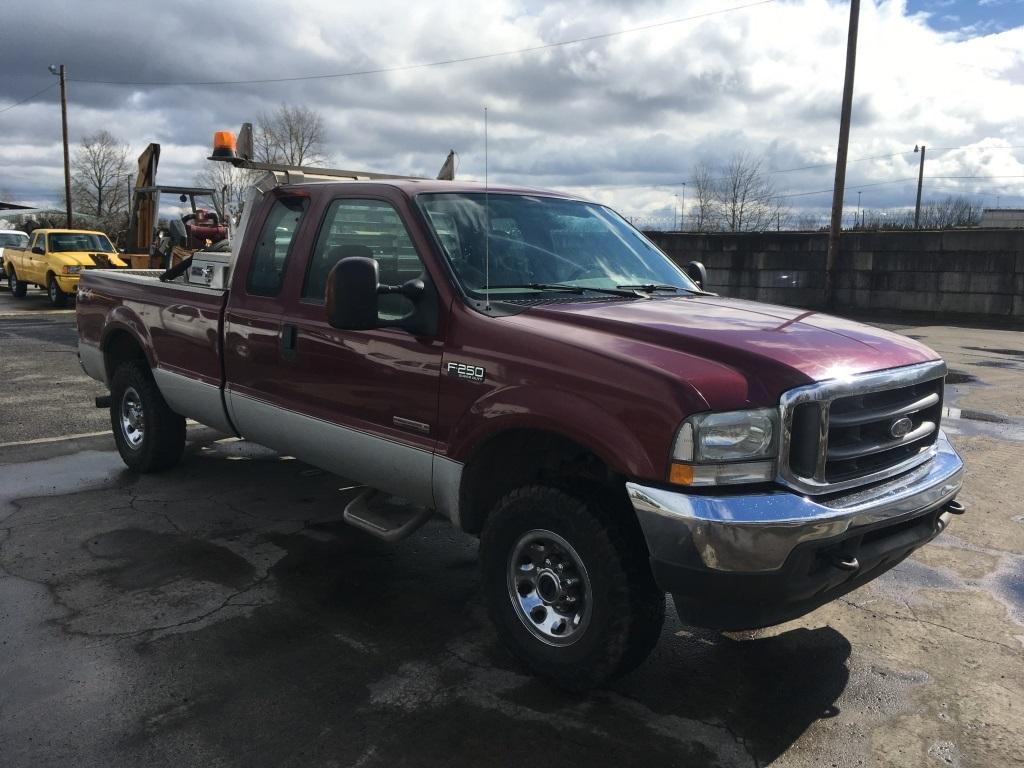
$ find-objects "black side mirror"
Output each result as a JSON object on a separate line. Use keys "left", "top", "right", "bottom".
{"left": 684, "top": 260, "right": 707, "bottom": 289}
{"left": 327, "top": 257, "right": 379, "bottom": 330}
{"left": 32, "top": 245, "right": 45, "bottom": 255}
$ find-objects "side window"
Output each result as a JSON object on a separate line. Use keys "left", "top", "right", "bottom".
{"left": 33, "top": 233, "right": 45, "bottom": 251}
{"left": 246, "top": 197, "right": 308, "bottom": 297}
{"left": 303, "top": 199, "right": 425, "bottom": 320}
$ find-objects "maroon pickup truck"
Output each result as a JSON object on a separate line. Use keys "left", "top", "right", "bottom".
{"left": 77, "top": 175, "right": 965, "bottom": 689}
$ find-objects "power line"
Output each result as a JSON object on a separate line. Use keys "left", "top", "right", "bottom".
{"left": 66, "top": 0, "right": 776, "bottom": 86}
{"left": 0, "top": 82, "right": 57, "bottom": 114}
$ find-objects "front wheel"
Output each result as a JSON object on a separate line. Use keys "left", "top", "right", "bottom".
{"left": 48, "top": 275, "right": 69, "bottom": 308}
{"left": 109, "top": 361, "right": 186, "bottom": 472}
{"left": 9, "top": 270, "right": 26, "bottom": 298}
{"left": 480, "top": 485, "right": 665, "bottom": 690}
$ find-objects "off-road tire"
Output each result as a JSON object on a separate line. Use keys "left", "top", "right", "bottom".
{"left": 9, "top": 270, "right": 26, "bottom": 298}
{"left": 109, "top": 360, "right": 186, "bottom": 472}
{"left": 480, "top": 485, "right": 665, "bottom": 690}
{"left": 47, "top": 274, "right": 69, "bottom": 308}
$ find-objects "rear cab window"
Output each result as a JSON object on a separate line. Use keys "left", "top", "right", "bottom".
{"left": 246, "top": 197, "right": 309, "bottom": 297}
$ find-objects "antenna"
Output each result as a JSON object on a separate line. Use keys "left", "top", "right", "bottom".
{"left": 484, "top": 106, "right": 490, "bottom": 310}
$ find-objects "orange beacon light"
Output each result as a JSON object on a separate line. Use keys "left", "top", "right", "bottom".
{"left": 211, "top": 131, "right": 237, "bottom": 159}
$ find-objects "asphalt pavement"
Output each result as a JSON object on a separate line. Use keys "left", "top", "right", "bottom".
{"left": 0, "top": 286, "right": 1022, "bottom": 767}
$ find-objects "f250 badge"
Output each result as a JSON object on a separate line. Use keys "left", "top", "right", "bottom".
{"left": 446, "top": 361, "right": 485, "bottom": 382}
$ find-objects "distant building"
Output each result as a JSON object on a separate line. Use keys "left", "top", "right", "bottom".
{"left": 979, "top": 208, "right": 1024, "bottom": 228}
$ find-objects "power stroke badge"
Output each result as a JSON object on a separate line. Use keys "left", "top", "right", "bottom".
{"left": 446, "top": 361, "right": 486, "bottom": 382}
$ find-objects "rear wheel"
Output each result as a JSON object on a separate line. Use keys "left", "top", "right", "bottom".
{"left": 480, "top": 485, "right": 665, "bottom": 690}
{"left": 9, "top": 270, "right": 26, "bottom": 298}
{"left": 47, "top": 275, "right": 68, "bottom": 308}
{"left": 109, "top": 361, "right": 186, "bottom": 472}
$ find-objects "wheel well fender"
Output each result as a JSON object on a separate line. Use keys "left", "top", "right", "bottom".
{"left": 101, "top": 318, "right": 155, "bottom": 382}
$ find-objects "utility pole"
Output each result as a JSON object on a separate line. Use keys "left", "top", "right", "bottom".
{"left": 673, "top": 194, "right": 679, "bottom": 230}
{"left": 824, "top": 0, "right": 860, "bottom": 310}
{"left": 857, "top": 191, "right": 862, "bottom": 229}
{"left": 914, "top": 144, "right": 926, "bottom": 229}
{"left": 680, "top": 182, "right": 686, "bottom": 231}
{"left": 49, "top": 64, "right": 72, "bottom": 227}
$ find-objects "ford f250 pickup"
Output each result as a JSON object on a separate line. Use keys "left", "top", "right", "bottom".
{"left": 77, "top": 148, "right": 965, "bottom": 689}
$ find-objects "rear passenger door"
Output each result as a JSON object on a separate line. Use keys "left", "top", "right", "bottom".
{"left": 224, "top": 194, "right": 312, "bottom": 422}
{"left": 236, "top": 195, "right": 444, "bottom": 506}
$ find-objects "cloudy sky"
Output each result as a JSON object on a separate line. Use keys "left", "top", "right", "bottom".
{"left": 1, "top": 0, "right": 1022, "bottom": 226}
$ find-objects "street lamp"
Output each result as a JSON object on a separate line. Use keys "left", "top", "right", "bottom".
{"left": 914, "top": 143, "right": 926, "bottom": 229}
{"left": 49, "top": 64, "right": 72, "bottom": 227}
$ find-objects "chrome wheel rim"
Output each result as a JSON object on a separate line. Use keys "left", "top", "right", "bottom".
{"left": 507, "top": 529, "right": 592, "bottom": 646}
{"left": 49, "top": 280, "right": 57, "bottom": 300}
{"left": 120, "top": 386, "right": 145, "bottom": 448}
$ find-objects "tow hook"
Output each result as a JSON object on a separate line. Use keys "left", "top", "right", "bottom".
{"left": 946, "top": 499, "right": 966, "bottom": 515}
{"left": 832, "top": 554, "right": 860, "bottom": 571}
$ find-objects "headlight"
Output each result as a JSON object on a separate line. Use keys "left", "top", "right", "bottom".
{"left": 62, "top": 265, "right": 81, "bottom": 275}
{"left": 670, "top": 408, "right": 778, "bottom": 486}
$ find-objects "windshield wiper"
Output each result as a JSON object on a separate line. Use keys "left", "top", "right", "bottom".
{"left": 617, "top": 283, "right": 711, "bottom": 296}
{"left": 483, "top": 283, "right": 639, "bottom": 298}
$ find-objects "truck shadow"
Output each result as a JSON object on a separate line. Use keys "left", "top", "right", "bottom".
{"left": 255, "top": 512, "right": 850, "bottom": 766}
{"left": 62, "top": 439, "right": 853, "bottom": 767}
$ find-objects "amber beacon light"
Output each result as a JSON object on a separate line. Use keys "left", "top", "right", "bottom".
{"left": 211, "top": 131, "right": 237, "bottom": 159}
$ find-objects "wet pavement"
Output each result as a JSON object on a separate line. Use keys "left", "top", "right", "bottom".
{"left": 0, "top": 304, "right": 1022, "bottom": 767}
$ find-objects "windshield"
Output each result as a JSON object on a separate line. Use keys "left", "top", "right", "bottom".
{"left": 0, "top": 233, "right": 28, "bottom": 248}
{"left": 48, "top": 233, "right": 115, "bottom": 253}
{"left": 416, "top": 193, "right": 697, "bottom": 299}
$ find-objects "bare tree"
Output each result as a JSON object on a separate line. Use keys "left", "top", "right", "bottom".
{"left": 194, "top": 162, "right": 259, "bottom": 225}
{"left": 919, "top": 195, "right": 981, "bottom": 229}
{"left": 70, "top": 130, "right": 131, "bottom": 231}
{"left": 713, "top": 151, "right": 785, "bottom": 232}
{"left": 691, "top": 162, "right": 718, "bottom": 232}
{"left": 254, "top": 104, "right": 328, "bottom": 166}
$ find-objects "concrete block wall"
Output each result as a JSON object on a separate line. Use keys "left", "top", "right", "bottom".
{"left": 646, "top": 229, "right": 1024, "bottom": 321}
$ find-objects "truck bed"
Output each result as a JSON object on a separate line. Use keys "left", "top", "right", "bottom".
{"left": 77, "top": 269, "right": 234, "bottom": 433}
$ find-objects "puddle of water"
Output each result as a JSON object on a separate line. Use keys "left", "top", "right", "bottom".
{"left": 945, "top": 371, "right": 978, "bottom": 385}
{"left": 975, "top": 360, "right": 1024, "bottom": 371}
{"left": 963, "top": 346, "right": 1024, "bottom": 358}
{"left": 943, "top": 407, "right": 1008, "bottom": 425}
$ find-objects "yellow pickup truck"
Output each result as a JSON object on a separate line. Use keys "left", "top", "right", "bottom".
{"left": 5, "top": 229, "right": 128, "bottom": 307}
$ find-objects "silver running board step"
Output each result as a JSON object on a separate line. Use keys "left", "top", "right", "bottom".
{"left": 342, "top": 488, "right": 434, "bottom": 542}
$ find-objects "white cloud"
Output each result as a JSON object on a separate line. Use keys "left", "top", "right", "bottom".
{"left": 0, "top": 0, "right": 1021, "bottom": 220}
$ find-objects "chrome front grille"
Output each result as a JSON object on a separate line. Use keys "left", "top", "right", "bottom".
{"left": 779, "top": 361, "right": 947, "bottom": 494}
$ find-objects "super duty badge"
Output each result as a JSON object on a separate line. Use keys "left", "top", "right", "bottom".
{"left": 446, "top": 361, "right": 485, "bottom": 382}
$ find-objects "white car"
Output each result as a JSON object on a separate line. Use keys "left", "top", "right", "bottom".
{"left": 0, "top": 230, "right": 30, "bottom": 289}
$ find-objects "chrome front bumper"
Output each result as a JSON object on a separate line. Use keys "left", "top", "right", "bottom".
{"left": 627, "top": 431, "right": 964, "bottom": 574}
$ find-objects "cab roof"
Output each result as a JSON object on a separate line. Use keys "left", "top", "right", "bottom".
{"left": 277, "top": 178, "right": 590, "bottom": 202}
{"left": 33, "top": 228, "right": 110, "bottom": 236}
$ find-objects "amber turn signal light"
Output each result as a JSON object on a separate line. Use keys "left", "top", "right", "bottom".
{"left": 212, "top": 131, "right": 237, "bottom": 159}
{"left": 668, "top": 462, "right": 694, "bottom": 486}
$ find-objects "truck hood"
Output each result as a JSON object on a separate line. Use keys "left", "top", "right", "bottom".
{"left": 517, "top": 295, "right": 938, "bottom": 404}
{"left": 52, "top": 252, "right": 128, "bottom": 268}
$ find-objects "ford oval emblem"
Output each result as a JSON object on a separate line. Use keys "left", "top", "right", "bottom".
{"left": 889, "top": 416, "right": 914, "bottom": 439}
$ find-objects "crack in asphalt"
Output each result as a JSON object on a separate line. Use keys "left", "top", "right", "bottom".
{"left": 839, "top": 597, "right": 1019, "bottom": 652}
